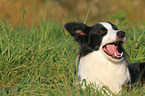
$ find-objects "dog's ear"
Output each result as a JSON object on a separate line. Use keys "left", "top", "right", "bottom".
{"left": 64, "top": 22, "right": 89, "bottom": 37}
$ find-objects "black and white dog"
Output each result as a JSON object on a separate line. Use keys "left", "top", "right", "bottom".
{"left": 64, "top": 22, "right": 145, "bottom": 94}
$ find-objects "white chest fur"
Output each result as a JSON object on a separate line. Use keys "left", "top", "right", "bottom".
{"left": 78, "top": 51, "right": 130, "bottom": 93}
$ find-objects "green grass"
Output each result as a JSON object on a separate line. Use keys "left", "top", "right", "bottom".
{"left": 0, "top": 21, "right": 145, "bottom": 96}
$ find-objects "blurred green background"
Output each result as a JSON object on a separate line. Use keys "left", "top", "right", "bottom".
{"left": 0, "top": 0, "right": 145, "bottom": 28}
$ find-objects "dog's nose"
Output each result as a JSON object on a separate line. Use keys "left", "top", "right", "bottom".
{"left": 117, "top": 31, "right": 125, "bottom": 38}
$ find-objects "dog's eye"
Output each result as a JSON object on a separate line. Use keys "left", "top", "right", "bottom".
{"left": 100, "top": 30, "right": 106, "bottom": 34}
{"left": 100, "top": 28, "right": 107, "bottom": 36}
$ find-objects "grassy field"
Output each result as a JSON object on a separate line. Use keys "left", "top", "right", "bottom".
{"left": 0, "top": 20, "right": 145, "bottom": 96}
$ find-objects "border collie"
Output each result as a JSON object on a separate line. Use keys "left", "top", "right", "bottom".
{"left": 64, "top": 22, "right": 145, "bottom": 94}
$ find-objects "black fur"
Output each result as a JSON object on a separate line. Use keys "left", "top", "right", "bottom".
{"left": 128, "top": 63, "right": 145, "bottom": 85}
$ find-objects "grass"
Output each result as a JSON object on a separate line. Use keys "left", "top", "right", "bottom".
{"left": 0, "top": 20, "right": 145, "bottom": 96}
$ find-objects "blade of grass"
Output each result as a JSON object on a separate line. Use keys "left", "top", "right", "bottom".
{"left": 83, "top": 9, "right": 90, "bottom": 24}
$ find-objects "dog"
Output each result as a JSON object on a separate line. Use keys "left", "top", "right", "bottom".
{"left": 64, "top": 21, "right": 145, "bottom": 94}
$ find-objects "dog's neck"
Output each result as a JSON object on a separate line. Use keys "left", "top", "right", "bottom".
{"left": 78, "top": 51, "right": 131, "bottom": 93}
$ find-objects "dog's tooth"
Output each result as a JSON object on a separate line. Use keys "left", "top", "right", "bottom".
{"left": 115, "top": 52, "right": 120, "bottom": 57}
{"left": 114, "top": 52, "right": 123, "bottom": 58}
{"left": 121, "top": 52, "right": 123, "bottom": 56}
{"left": 114, "top": 53, "right": 117, "bottom": 57}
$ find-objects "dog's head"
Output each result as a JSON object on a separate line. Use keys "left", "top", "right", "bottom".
{"left": 64, "top": 22, "right": 126, "bottom": 62}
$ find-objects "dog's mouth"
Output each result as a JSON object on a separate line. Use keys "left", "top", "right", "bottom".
{"left": 102, "top": 41, "right": 124, "bottom": 59}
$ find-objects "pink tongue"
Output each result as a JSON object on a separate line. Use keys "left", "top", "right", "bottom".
{"left": 103, "top": 45, "right": 121, "bottom": 57}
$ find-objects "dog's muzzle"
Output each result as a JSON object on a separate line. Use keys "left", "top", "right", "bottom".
{"left": 102, "top": 31, "right": 125, "bottom": 59}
